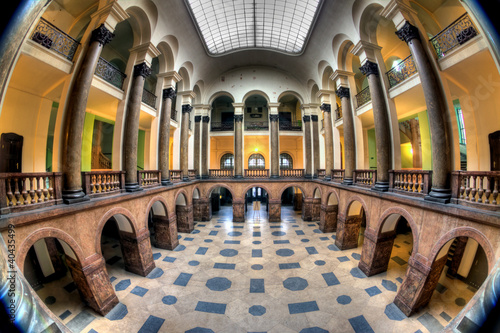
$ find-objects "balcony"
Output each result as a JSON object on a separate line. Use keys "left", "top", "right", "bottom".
{"left": 246, "top": 122, "right": 269, "bottom": 131}
{"left": 355, "top": 86, "right": 371, "bottom": 108}
{"left": 452, "top": 171, "right": 499, "bottom": 210}
{"left": 138, "top": 170, "right": 161, "bottom": 188}
{"left": 331, "top": 169, "right": 345, "bottom": 183}
{"left": 209, "top": 169, "right": 234, "bottom": 178}
{"left": 82, "top": 171, "right": 125, "bottom": 198}
{"left": 353, "top": 169, "right": 377, "bottom": 187}
{"left": 211, "top": 122, "right": 234, "bottom": 132}
{"left": 335, "top": 105, "right": 343, "bottom": 121}
{"left": 280, "top": 169, "right": 305, "bottom": 178}
{"left": 245, "top": 169, "right": 269, "bottom": 178}
{"left": 142, "top": 88, "right": 157, "bottom": 109}
{"left": 386, "top": 55, "right": 418, "bottom": 88}
{"left": 95, "top": 57, "right": 127, "bottom": 90}
{"left": 30, "top": 18, "right": 79, "bottom": 61}
{"left": 389, "top": 170, "right": 432, "bottom": 197}
{"left": 279, "top": 120, "right": 302, "bottom": 131}
{"left": 430, "top": 13, "right": 479, "bottom": 59}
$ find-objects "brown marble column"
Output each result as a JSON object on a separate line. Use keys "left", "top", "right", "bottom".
{"left": 397, "top": 21, "right": 452, "bottom": 203}
{"left": 303, "top": 115, "right": 313, "bottom": 179}
{"left": 234, "top": 115, "right": 244, "bottom": 178}
{"left": 152, "top": 214, "right": 179, "bottom": 250}
{"left": 270, "top": 114, "right": 280, "bottom": 178}
{"left": 337, "top": 88, "right": 355, "bottom": 185}
{"left": 201, "top": 116, "right": 210, "bottom": 179}
{"left": 232, "top": 199, "right": 245, "bottom": 222}
{"left": 358, "top": 229, "right": 396, "bottom": 276}
{"left": 335, "top": 214, "right": 362, "bottom": 250}
{"left": 301, "top": 197, "right": 314, "bottom": 221}
{"left": 159, "top": 88, "right": 175, "bottom": 185}
{"left": 359, "top": 60, "right": 392, "bottom": 191}
{"left": 321, "top": 104, "right": 334, "bottom": 181}
{"left": 311, "top": 115, "right": 320, "bottom": 178}
{"left": 193, "top": 115, "right": 201, "bottom": 178}
{"left": 319, "top": 204, "right": 338, "bottom": 233}
{"left": 65, "top": 254, "right": 118, "bottom": 315}
{"left": 119, "top": 229, "right": 155, "bottom": 276}
{"left": 62, "top": 25, "right": 113, "bottom": 203}
{"left": 123, "top": 62, "right": 151, "bottom": 192}
{"left": 176, "top": 204, "right": 194, "bottom": 233}
{"left": 180, "top": 104, "right": 192, "bottom": 182}
{"left": 268, "top": 199, "right": 281, "bottom": 222}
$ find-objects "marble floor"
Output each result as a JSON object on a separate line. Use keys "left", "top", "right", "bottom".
{"left": 34, "top": 205, "right": 476, "bottom": 333}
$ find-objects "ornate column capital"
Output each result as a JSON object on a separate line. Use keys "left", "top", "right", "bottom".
{"left": 182, "top": 104, "right": 193, "bottom": 113}
{"left": 234, "top": 114, "right": 244, "bottom": 122}
{"left": 396, "top": 21, "right": 421, "bottom": 44}
{"left": 133, "top": 62, "right": 151, "bottom": 78}
{"left": 162, "top": 87, "right": 176, "bottom": 100}
{"left": 302, "top": 115, "right": 311, "bottom": 122}
{"left": 320, "top": 103, "right": 331, "bottom": 113}
{"left": 269, "top": 114, "right": 280, "bottom": 122}
{"left": 311, "top": 115, "right": 319, "bottom": 122}
{"left": 336, "top": 87, "right": 350, "bottom": 99}
{"left": 91, "top": 24, "right": 114, "bottom": 46}
{"left": 194, "top": 115, "right": 202, "bottom": 122}
{"left": 202, "top": 116, "right": 210, "bottom": 123}
{"left": 359, "top": 60, "right": 379, "bottom": 77}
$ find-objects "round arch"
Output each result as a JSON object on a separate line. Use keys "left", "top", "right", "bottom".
{"left": 145, "top": 196, "right": 170, "bottom": 218}
{"left": 312, "top": 186, "right": 322, "bottom": 198}
{"left": 375, "top": 207, "right": 420, "bottom": 253}
{"left": 343, "top": 195, "right": 369, "bottom": 220}
{"left": 125, "top": 6, "right": 155, "bottom": 45}
{"left": 242, "top": 183, "right": 273, "bottom": 201}
{"left": 242, "top": 90, "right": 271, "bottom": 105}
{"left": 321, "top": 65, "right": 334, "bottom": 91}
{"left": 95, "top": 207, "right": 139, "bottom": 255}
{"left": 354, "top": 2, "right": 385, "bottom": 43}
{"left": 208, "top": 91, "right": 236, "bottom": 105}
{"left": 174, "top": 189, "right": 191, "bottom": 206}
{"left": 323, "top": 189, "right": 340, "bottom": 206}
{"left": 156, "top": 40, "right": 176, "bottom": 72}
{"left": 277, "top": 183, "right": 308, "bottom": 200}
{"left": 277, "top": 90, "right": 305, "bottom": 105}
{"left": 206, "top": 184, "right": 236, "bottom": 201}
{"left": 192, "top": 187, "right": 201, "bottom": 199}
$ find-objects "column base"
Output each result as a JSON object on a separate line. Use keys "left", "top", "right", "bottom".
{"left": 182, "top": 177, "right": 190, "bottom": 182}
{"left": 125, "top": 183, "right": 143, "bottom": 192}
{"left": 425, "top": 188, "right": 451, "bottom": 204}
{"left": 161, "top": 179, "right": 172, "bottom": 186}
{"left": 372, "top": 181, "right": 389, "bottom": 192}
{"left": 234, "top": 175, "right": 243, "bottom": 179}
{"left": 313, "top": 174, "right": 318, "bottom": 179}
{"left": 62, "top": 189, "right": 90, "bottom": 204}
{"left": 195, "top": 175, "right": 201, "bottom": 179}
{"left": 270, "top": 175, "right": 280, "bottom": 179}
{"left": 202, "top": 175, "right": 210, "bottom": 179}
{"left": 324, "top": 176, "right": 331, "bottom": 181}
{"left": 304, "top": 174, "right": 313, "bottom": 179}
{"left": 343, "top": 178, "right": 354, "bottom": 185}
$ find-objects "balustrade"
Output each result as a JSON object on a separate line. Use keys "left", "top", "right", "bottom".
{"left": 353, "top": 169, "right": 377, "bottom": 187}
{"left": 209, "top": 169, "right": 234, "bottom": 178}
{"left": 452, "top": 171, "right": 500, "bottom": 209}
{"left": 317, "top": 169, "right": 326, "bottom": 179}
{"left": 95, "top": 57, "right": 127, "bottom": 89}
{"left": 389, "top": 170, "right": 432, "bottom": 197}
{"left": 246, "top": 122, "right": 269, "bottom": 131}
{"left": 280, "top": 169, "right": 305, "bottom": 178}
{"left": 211, "top": 122, "right": 234, "bottom": 131}
{"left": 332, "top": 169, "right": 345, "bottom": 183}
{"left": 245, "top": 169, "right": 269, "bottom": 178}
{"left": 82, "top": 171, "right": 125, "bottom": 198}
{"left": 142, "top": 88, "right": 157, "bottom": 109}
{"left": 138, "top": 170, "right": 161, "bottom": 188}
{"left": 430, "top": 13, "right": 479, "bottom": 59}
{"left": 279, "top": 120, "right": 302, "bottom": 131}
{"left": 169, "top": 170, "right": 182, "bottom": 182}
{"left": 188, "top": 169, "right": 196, "bottom": 179}
{"left": 355, "top": 86, "right": 371, "bottom": 108}
{"left": 31, "top": 18, "right": 79, "bottom": 61}
{"left": 0, "top": 173, "right": 62, "bottom": 214}
{"left": 386, "top": 55, "right": 418, "bottom": 88}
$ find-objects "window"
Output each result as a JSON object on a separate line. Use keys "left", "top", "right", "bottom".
{"left": 220, "top": 153, "right": 234, "bottom": 169}
{"left": 456, "top": 107, "right": 467, "bottom": 145}
{"left": 280, "top": 153, "right": 293, "bottom": 169}
{"left": 248, "top": 153, "right": 265, "bottom": 169}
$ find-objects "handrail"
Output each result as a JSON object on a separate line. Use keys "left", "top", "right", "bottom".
{"left": 95, "top": 57, "right": 127, "bottom": 89}
{"left": 142, "top": 88, "right": 157, "bottom": 109}
{"left": 429, "top": 13, "right": 479, "bottom": 59}
{"left": 209, "top": 169, "right": 234, "bottom": 178}
{"left": 280, "top": 169, "right": 305, "bottom": 178}
{"left": 386, "top": 55, "right": 418, "bottom": 88}
{"left": 138, "top": 170, "right": 161, "bottom": 188}
{"left": 245, "top": 169, "right": 269, "bottom": 178}
{"left": 452, "top": 171, "right": 499, "bottom": 210}
{"left": 82, "top": 171, "right": 125, "bottom": 198}
{"left": 355, "top": 86, "right": 371, "bottom": 107}
{"left": 353, "top": 169, "right": 377, "bottom": 187}
{"left": 31, "top": 17, "right": 80, "bottom": 61}
{"left": 389, "top": 170, "right": 432, "bottom": 197}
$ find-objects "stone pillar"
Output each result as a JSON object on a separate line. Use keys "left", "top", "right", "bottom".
{"left": 319, "top": 204, "right": 338, "bottom": 233}
{"left": 359, "top": 60, "right": 392, "bottom": 191}
{"left": 337, "top": 87, "right": 355, "bottom": 185}
{"left": 311, "top": 115, "right": 320, "bottom": 178}
{"left": 270, "top": 114, "right": 280, "bottom": 178}
{"left": 394, "top": 255, "right": 448, "bottom": 316}
{"left": 193, "top": 198, "right": 211, "bottom": 222}
{"left": 268, "top": 199, "right": 281, "bottom": 222}
{"left": 303, "top": 115, "right": 313, "bottom": 178}
{"left": 152, "top": 215, "right": 179, "bottom": 250}
{"left": 301, "top": 198, "right": 314, "bottom": 221}
{"left": 65, "top": 254, "right": 118, "bottom": 315}
{"left": 201, "top": 116, "right": 210, "bottom": 179}
{"left": 118, "top": 229, "right": 155, "bottom": 276}
{"left": 193, "top": 115, "right": 202, "bottom": 178}
{"left": 293, "top": 193, "right": 303, "bottom": 211}
{"left": 176, "top": 204, "right": 194, "bottom": 233}
{"left": 123, "top": 62, "right": 151, "bottom": 192}
{"left": 447, "top": 237, "right": 468, "bottom": 278}
{"left": 62, "top": 25, "right": 113, "bottom": 203}
{"left": 335, "top": 214, "right": 362, "bottom": 250}
{"left": 321, "top": 103, "right": 334, "bottom": 181}
{"left": 234, "top": 115, "right": 244, "bottom": 178}
{"left": 159, "top": 88, "right": 176, "bottom": 185}
{"left": 312, "top": 198, "right": 321, "bottom": 221}
{"left": 180, "top": 104, "right": 192, "bottom": 182}
{"left": 358, "top": 229, "right": 396, "bottom": 276}
{"left": 396, "top": 22, "right": 452, "bottom": 203}
{"left": 232, "top": 199, "right": 245, "bottom": 222}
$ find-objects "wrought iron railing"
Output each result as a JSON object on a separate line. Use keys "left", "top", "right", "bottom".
{"left": 279, "top": 121, "right": 302, "bottom": 131}
{"left": 82, "top": 171, "right": 125, "bottom": 198}
{"left": 389, "top": 170, "right": 432, "bottom": 197}
{"left": 30, "top": 18, "right": 80, "bottom": 61}
{"left": 335, "top": 105, "right": 343, "bottom": 121}
{"left": 95, "top": 57, "right": 127, "bottom": 89}
{"left": 386, "top": 55, "right": 418, "bottom": 88}
{"left": 211, "top": 122, "right": 234, "bottom": 131}
{"left": 246, "top": 121, "right": 269, "bottom": 131}
{"left": 430, "top": 13, "right": 479, "bottom": 59}
{"left": 171, "top": 109, "right": 178, "bottom": 122}
{"left": 452, "top": 171, "right": 499, "bottom": 209}
{"left": 280, "top": 169, "right": 305, "bottom": 178}
{"left": 142, "top": 88, "right": 157, "bottom": 109}
{"left": 245, "top": 169, "right": 269, "bottom": 178}
{"left": 355, "top": 86, "right": 371, "bottom": 107}
{"left": 209, "top": 169, "right": 234, "bottom": 178}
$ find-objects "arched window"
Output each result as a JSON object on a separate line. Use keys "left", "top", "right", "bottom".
{"left": 248, "top": 153, "right": 265, "bottom": 169}
{"left": 280, "top": 153, "right": 293, "bottom": 169}
{"left": 220, "top": 153, "right": 234, "bottom": 169}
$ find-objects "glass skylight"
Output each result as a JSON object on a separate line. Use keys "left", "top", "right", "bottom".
{"left": 185, "top": 0, "right": 322, "bottom": 55}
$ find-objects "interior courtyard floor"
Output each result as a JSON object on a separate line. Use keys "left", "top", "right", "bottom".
{"left": 34, "top": 205, "right": 476, "bottom": 333}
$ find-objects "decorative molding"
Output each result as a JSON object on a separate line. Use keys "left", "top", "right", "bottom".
{"left": 91, "top": 24, "right": 114, "bottom": 46}
{"left": 336, "top": 87, "right": 350, "bottom": 99}
{"left": 202, "top": 116, "right": 210, "bottom": 123}
{"left": 311, "top": 115, "right": 319, "bottom": 122}
{"left": 194, "top": 115, "right": 202, "bottom": 122}
{"left": 133, "top": 62, "right": 151, "bottom": 78}
{"left": 269, "top": 114, "right": 280, "bottom": 121}
{"left": 359, "top": 60, "right": 379, "bottom": 77}
{"left": 320, "top": 103, "right": 331, "bottom": 113}
{"left": 303, "top": 115, "right": 311, "bottom": 122}
{"left": 182, "top": 104, "right": 193, "bottom": 113}
{"left": 396, "top": 21, "right": 420, "bottom": 43}
{"left": 162, "top": 87, "right": 176, "bottom": 100}
{"left": 234, "top": 114, "right": 244, "bottom": 122}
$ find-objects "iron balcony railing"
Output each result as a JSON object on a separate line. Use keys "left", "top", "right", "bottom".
{"left": 211, "top": 121, "right": 234, "bottom": 132}
{"left": 355, "top": 86, "right": 371, "bottom": 108}
{"left": 142, "top": 88, "right": 157, "bottom": 109}
{"left": 95, "top": 57, "right": 127, "bottom": 89}
{"left": 279, "top": 120, "right": 302, "bottom": 131}
{"left": 246, "top": 121, "right": 269, "bottom": 131}
{"left": 430, "top": 13, "right": 479, "bottom": 59}
{"left": 386, "top": 55, "right": 418, "bottom": 88}
{"left": 335, "top": 105, "right": 343, "bottom": 121}
{"left": 30, "top": 17, "right": 80, "bottom": 61}
{"left": 171, "top": 109, "right": 178, "bottom": 122}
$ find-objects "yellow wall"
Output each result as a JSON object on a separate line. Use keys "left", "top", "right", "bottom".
{"left": 280, "top": 136, "right": 304, "bottom": 169}
{"left": 244, "top": 136, "right": 269, "bottom": 168}
{"left": 210, "top": 136, "right": 234, "bottom": 169}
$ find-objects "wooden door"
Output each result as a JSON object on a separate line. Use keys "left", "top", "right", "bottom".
{"left": 489, "top": 131, "right": 500, "bottom": 171}
{"left": 0, "top": 133, "right": 23, "bottom": 172}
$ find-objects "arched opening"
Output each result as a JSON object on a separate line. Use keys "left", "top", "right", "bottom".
{"left": 248, "top": 153, "right": 265, "bottom": 169}
{"left": 220, "top": 153, "right": 234, "bottom": 169}
{"left": 280, "top": 186, "right": 303, "bottom": 221}
{"left": 147, "top": 201, "right": 178, "bottom": 250}
{"left": 175, "top": 192, "right": 194, "bottom": 233}
{"left": 246, "top": 187, "right": 268, "bottom": 219}
{"left": 279, "top": 153, "right": 293, "bottom": 169}
{"left": 211, "top": 95, "right": 235, "bottom": 131}
{"left": 209, "top": 186, "right": 233, "bottom": 221}
{"left": 335, "top": 200, "right": 366, "bottom": 250}
{"left": 319, "top": 192, "right": 339, "bottom": 233}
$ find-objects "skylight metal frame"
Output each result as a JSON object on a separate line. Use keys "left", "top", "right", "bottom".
{"left": 184, "top": 0, "right": 324, "bottom": 57}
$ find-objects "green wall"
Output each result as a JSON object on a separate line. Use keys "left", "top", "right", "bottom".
{"left": 45, "top": 102, "right": 58, "bottom": 171}
{"left": 367, "top": 128, "right": 377, "bottom": 169}
{"left": 401, "top": 143, "right": 414, "bottom": 168}
{"left": 81, "top": 113, "right": 115, "bottom": 171}
{"left": 137, "top": 129, "right": 145, "bottom": 170}
{"left": 418, "top": 110, "right": 432, "bottom": 170}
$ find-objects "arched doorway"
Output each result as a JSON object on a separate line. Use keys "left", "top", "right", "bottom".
{"left": 246, "top": 187, "right": 268, "bottom": 220}
{"left": 335, "top": 200, "right": 366, "bottom": 250}
{"left": 209, "top": 186, "right": 233, "bottom": 221}
{"left": 147, "top": 200, "right": 178, "bottom": 250}
{"left": 302, "top": 187, "right": 321, "bottom": 222}
{"left": 319, "top": 192, "right": 339, "bottom": 233}
{"left": 280, "top": 186, "right": 303, "bottom": 221}
{"left": 175, "top": 192, "right": 194, "bottom": 233}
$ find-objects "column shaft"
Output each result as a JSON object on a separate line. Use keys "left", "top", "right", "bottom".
{"left": 270, "top": 114, "right": 280, "bottom": 178}
{"left": 321, "top": 104, "right": 334, "bottom": 181}
{"left": 180, "top": 104, "right": 192, "bottom": 181}
{"left": 337, "top": 88, "right": 355, "bottom": 185}
{"left": 311, "top": 115, "right": 320, "bottom": 178}
{"left": 303, "top": 116, "right": 312, "bottom": 178}
{"left": 159, "top": 89, "right": 175, "bottom": 185}
{"left": 234, "top": 115, "right": 243, "bottom": 178}
{"left": 201, "top": 116, "right": 209, "bottom": 178}
{"left": 193, "top": 116, "right": 201, "bottom": 178}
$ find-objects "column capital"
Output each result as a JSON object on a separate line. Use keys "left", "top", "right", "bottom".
{"left": 311, "top": 115, "right": 319, "bottom": 122}
{"left": 232, "top": 103, "right": 245, "bottom": 114}
{"left": 158, "top": 71, "right": 182, "bottom": 89}
{"left": 162, "top": 87, "right": 176, "bottom": 100}
{"left": 178, "top": 90, "right": 196, "bottom": 105}
{"left": 268, "top": 102, "right": 280, "bottom": 114}
{"left": 234, "top": 114, "right": 244, "bottom": 122}
{"left": 202, "top": 116, "right": 210, "bottom": 123}
{"left": 182, "top": 104, "right": 193, "bottom": 113}
{"left": 133, "top": 62, "right": 151, "bottom": 78}
{"left": 303, "top": 115, "right": 311, "bottom": 122}
{"left": 359, "top": 60, "right": 379, "bottom": 77}
{"left": 336, "top": 87, "right": 350, "bottom": 99}
{"left": 130, "top": 42, "right": 161, "bottom": 68}
{"left": 320, "top": 103, "right": 331, "bottom": 113}
{"left": 90, "top": 24, "right": 114, "bottom": 46}
{"left": 269, "top": 114, "right": 280, "bottom": 122}
{"left": 381, "top": 0, "right": 418, "bottom": 30}
{"left": 396, "top": 21, "right": 421, "bottom": 44}
{"left": 194, "top": 115, "right": 202, "bottom": 122}
{"left": 351, "top": 40, "right": 382, "bottom": 65}
{"left": 90, "top": 1, "right": 129, "bottom": 33}
{"left": 316, "top": 90, "right": 335, "bottom": 104}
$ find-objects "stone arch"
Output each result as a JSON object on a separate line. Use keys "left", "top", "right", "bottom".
{"left": 145, "top": 196, "right": 169, "bottom": 218}
{"left": 17, "top": 228, "right": 85, "bottom": 273}
{"left": 175, "top": 189, "right": 194, "bottom": 233}
{"left": 241, "top": 183, "right": 273, "bottom": 201}
{"left": 242, "top": 90, "right": 271, "bottom": 105}
{"left": 206, "top": 183, "right": 237, "bottom": 201}
{"left": 157, "top": 39, "right": 176, "bottom": 72}
{"left": 277, "top": 90, "right": 305, "bottom": 105}
{"left": 354, "top": 1, "right": 385, "bottom": 43}
{"left": 312, "top": 186, "right": 322, "bottom": 198}
{"left": 174, "top": 188, "right": 191, "bottom": 206}
{"left": 336, "top": 38, "right": 355, "bottom": 72}
{"left": 321, "top": 65, "right": 334, "bottom": 91}
{"left": 193, "top": 187, "right": 201, "bottom": 199}
{"left": 343, "top": 195, "right": 369, "bottom": 220}
{"left": 323, "top": 189, "right": 340, "bottom": 206}
{"left": 125, "top": 5, "right": 155, "bottom": 45}
{"left": 95, "top": 207, "right": 139, "bottom": 255}
{"left": 178, "top": 63, "right": 193, "bottom": 91}
{"left": 319, "top": 189, "right": 340, "bottom": 232}
{"left": 146, "top": 196, "right": 178, "bottom": 250}
{"left": 277, "top": 183, "right": 308, "bottom": 200}
{"left": 310, "top": 83, "right": 320, "bottom": 104}
{"left": 208, "top": 91, "right": 236, "bottom": 105}
{"left": 193, "top": 81, "right": 204, "bottom": 104}
{"left": 375, "top": 207, "right": 420, "bottom": 251}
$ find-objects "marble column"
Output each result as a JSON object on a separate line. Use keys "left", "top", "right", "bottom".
{"left": 303, "top": 115, "right": 313, "bottom": 178}
{"left": 118, "top": 229, "right": 155, "bottom": 276}
{"left": 358, "top": 229, "right": 396, "bottom": 276}
{"left": 152, "top": 214, "right": 179, "bottom": 250}
{"left": 359, "top": 60, "right": 392, "bottom": 191}
{"left": 234, "top": 115, "right": 244, "bottom": 178}
{"left": 123, "top": 62, "right": 151, "bottom": 192}
{"left": 176, "top": 204, "right": 194, "bottom": 233}
{"left": 397, "top": 21, "right": 452, "bottom": 203}
{"left": 321, "top": 104, "right": 334, "bottom": 181}
{"left": 62, "top": 25, "right": 113, "bottom": 203}
{"left": 201, "top": 116, "right": 210, "bottom": 179}
{"left": 180, "top": 104, "right": 192, "bottom": 182}
{"left": 193, "top": 115, "right": 202, "bottom": 178}
{"left": 337, "top": 87, "right": 355, "bottom": 185}
{"left": 311, "top": 115, "right": 320, "bottom": 178}
{"left": 270, "top": 114, "right": 280, "bottom": 178}
{"left": 159, "top": 88, "right": 175, "bottom": 185}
